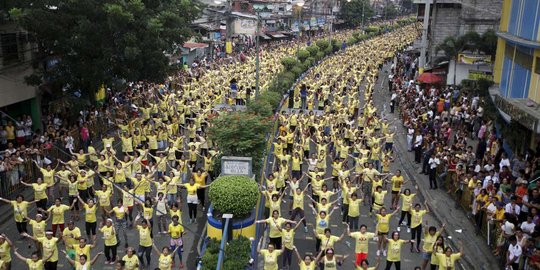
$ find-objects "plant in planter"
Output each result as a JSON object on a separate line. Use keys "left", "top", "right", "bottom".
{"left": 201, "top": 236, "right": 252, "bottom": 270}
{"left": 209, "top": 175, "right": 259, "bottom": 218}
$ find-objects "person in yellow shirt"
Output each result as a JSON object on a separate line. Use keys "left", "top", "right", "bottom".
{"left": 0, "top": 195, "right": 37, "bottom": 234}
{"left": 347, "top": 193, "right": 364, "bottom": 231}
{"left": 168, "top": 215, "right": 185, "bottom": 268}
{"left": 23, "top": 230, "right": 60, "bottom": 269}
{"left": 47, "top": 198, "right": 77, "bottom": 240}
{"left": 376, "top": 206, "right": 400, "bottom": 257}
{"left": 178, "top": 178, "right": 210, "bottom": 223}
{"left": 62, "top": 221, "right": 82, "bottom": 259}
{"left": 105, "top": 199, "right": 129, "bottom": 249}
{"left": 435, "top": 244, "right": 463, "bottom": 270}
{"left": 257, "top": 240, "right": 284, "bottom": 270}
{"left": 95, "top": 185, "right": 112, "bottom": 220}
{"left": 99, "top": 219, "right": 118, "bottom": 264}
{"left": 152, "top": 244, "right": 180, "bottom": 270}
{"left": 315, "top": 228, "right": 345, "bottom": 252}
{"left": 192, "top": 169, "right": 209, "bottom": 210}
{"left": 0, "top": 234, "right": 13, "bottom": 270}
{"left": 33, "top": 160, "right": 59, "bottom": 201}
{"left": 13, "top": 249, "right": 52, "bottom": 270}
{"left": 390, "top": 170, "right": 406, "bottom": 209}
{"left": 20, "top": 178, "right": 48, "bottom": 210}
{"left": 255, "top": 210, "right": 296, "bottom": 250}
{"left": 72, "top": 238, "right": 94, "bottom": 264}
{"left": 421, "top": 222, "right": 446, "bottom": 270}
{"left": 384, "top": 231, "right": 414, "bottom": 270}
{"left": 347, "top": 224, "right": 377, "bottom": 266}
{"left": 135, "top": 216, "right": 153, "bottom": 267}
{"left": 122, "top": 248, "right": 139, "bottom": 270}
{"left": 62, "top": 250, "right": 103, "bottom": 270}
{"left": 281, "top": 220, "right": 305, "bottom": 269}
{"left": 409, "top": 201, "right": 429, "bottom": 253}
{"left": 292, "top": 246, "right": 316, "bottom": 270}
{"left": 397, "top": 189, "right": 415, "bottom": 230}
{"left": 315, "top": 248, "right": 349, "bottom": 270}
{"left": 77, "top": 195, "right": 98, "bottom": 244}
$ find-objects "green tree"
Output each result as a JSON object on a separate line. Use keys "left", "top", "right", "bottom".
{"left": 340, "top": 0, "right": 373, "bottom": 27}
{"left": 8, "top": 0, "right": 201, "bottom": 100}
{"left": 478, "top": 30, "right": 498, "bottom": 58}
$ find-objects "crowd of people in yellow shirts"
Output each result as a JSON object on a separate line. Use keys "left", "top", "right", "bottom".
{"left": 254, "top": 24, "right": 465, "bottom": 270}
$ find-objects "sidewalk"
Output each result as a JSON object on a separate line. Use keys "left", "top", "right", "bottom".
{"left": 374, "top": 64, "right": 500, "bottom": 270}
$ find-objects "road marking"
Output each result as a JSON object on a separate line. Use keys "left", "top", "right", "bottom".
{"left": 305, "top": 236, "right": 314, "bottom": 240}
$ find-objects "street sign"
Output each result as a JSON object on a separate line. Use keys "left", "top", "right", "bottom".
{"left": 221, "top": 156, "right": 253, "bottom": 176}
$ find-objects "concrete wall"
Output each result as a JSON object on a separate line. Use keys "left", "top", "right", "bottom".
{"left": 447, "top": 60, "right": 493, "bottom": 85}
{"left": 0, "top": 63, "right": 37, "bottom": 107}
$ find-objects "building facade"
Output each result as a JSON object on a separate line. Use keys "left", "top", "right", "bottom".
{"left": 492, "top": 0, "right": 540, "bottom": 146}
{"left": 415, "top": 0, "right": 502, "bottom": 63}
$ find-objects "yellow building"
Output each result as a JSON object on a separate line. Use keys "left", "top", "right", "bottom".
{"left": 492, "top": 0, "right": 540, "bottom": 145}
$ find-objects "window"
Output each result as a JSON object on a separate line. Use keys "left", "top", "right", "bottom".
{"left": 514, "top": 47, "right": 533, "bottom": 70}
{"left": 1, "top": 33, "right": 19, "bottom": 65}
{"left": 535, "top": 57, "right": 540, "bottom": 75}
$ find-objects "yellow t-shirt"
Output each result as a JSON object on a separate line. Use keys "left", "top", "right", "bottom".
{"left": 32, "top": 183, "right": 48, "bottom": 200}
{"left": 400, "top": 194, "right": 416, "bottom": 211}
{"left": 12, "top": 201, "right": 29, "bottom": 222}
{"left": 73, "top": 245, "right": 91, "bottom": 263}
{"left": 391, "top": 175, "right": 404, "bottom": 192}
{"left": 169, "top": 223, "right": 184, "bottom": 238}
{"left": 84, "top": 204, "right": 97, "bottom": 223}
{"left": 376, "top": 213, "right": 393, "bottom": 233}
{"left": 95, "top": 189, "right": 112, "bottom": 207}
{"left": 260, "top": 249, "right": 282, "bottom": 270}
{"left": 300, "top": 261, "right": 316, "bottom": 270}
{"left": 112, "top": 206, "right": 127, "bottom": 219}
{"left": 0, "top": 241, "right": 11, "bottom": 262}
{"left": 422, "top": 232, "right": 440, "bottom": 253}
{"left": 48, "top": 204, "right": 70, "bottom": 224}
{"left": 292, "top": 192, "right": 304, "bottom": 210}
{"left": 185, "top": 183, "right": 200, "bottom": 195}
{"left": 350, "top": 232, "right": 375, "bottom": 253}
{"left": 100, "top": 225, "right": 117, "bottom": 246}
{"left": 158, "top": 254, "right": 173, "bottom": 270}
{"left": 26, "top": 259, "right": 44, "bottom": 270}
{"left": 317, "top": 234, "right": 339, "bottom": 250}
{"left": 143, "top": 206, "right": 153, "bottom": 220}
{"left": 29, "top": 220, "right": 46, "bottom": 238}
{"left": 282, "top": 229, "right": 295, "bottom": 249}
{"left": 266, "top": 217, "right": 285, "bottom": 238}
{"left": 75, "top": 261, "right": 91, "bottom": 270}
{"left": 435, "top": 253, "right": 461, "bottom": 269}
{"left": 37, "top": 237, "right": 59, "bottom": 262}
{"left": 387, "top": 239, "right": 406, "bottom": 262}
{"left": 411, "top": 210, "right": 427, "bottom": 228}
{"left": 137, "top": 225, "right": 152, "bottom": 247}
{"left": 62, "top": 227, "right": 81, "bottom": 248}
{"left": 122, "top": 254, "right": 140, "bottom": 270}
{"left": 348, "top": 198, "right": 363, "bottom": 217}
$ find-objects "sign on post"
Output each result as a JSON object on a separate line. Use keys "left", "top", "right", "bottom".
{"left": 221, "top": 156, "right": 253, "bottom": 177}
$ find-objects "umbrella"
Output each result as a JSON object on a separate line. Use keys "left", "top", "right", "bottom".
{"left": 417, "top": 72, "right": 443, "bottom": 84}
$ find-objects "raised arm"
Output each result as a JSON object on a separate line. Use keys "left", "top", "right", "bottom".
{"left": 61, "top": 250, "right": 76, "bottom": 266}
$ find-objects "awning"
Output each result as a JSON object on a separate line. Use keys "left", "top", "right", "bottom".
{"left": 269, "top": 33, "right": 286, "bottom": 38}
{"left": 259, "top": 34, "right": 271, "bottom": 40}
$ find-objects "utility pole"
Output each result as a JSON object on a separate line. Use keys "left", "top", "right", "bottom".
{"left": 296, "top": 4, "right": 303, "bottom": 57}
{"left": 418, "top": 0, "right": 431, "bottom": 74}
{"left": 225, "top": 0, "right": 234, "bottom": 54}
{"left": 255, "top": 11, "right": 261, "bottom": 97}
{"left": 328, "top": 0, "right": 333, "bottom": 42}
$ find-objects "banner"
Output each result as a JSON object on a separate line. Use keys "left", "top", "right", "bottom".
{"left": 468, "top": 70, "right": 493, "bottom": 81}
{"left": 458, "top": 54, "right": 492, "bottom": 65}
{"left": 225, "top": 41, "right": 232, "bottom": 54}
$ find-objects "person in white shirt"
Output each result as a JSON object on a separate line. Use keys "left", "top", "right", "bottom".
{"left": 505, "top": 197, "right": 521, "bottom": 219}
{"left": 506, "top": 235, "right": 522, "bottom": 270}
{"left": 413, "top": 131, "right": 423, "bottom": 163}
{"left": 428, "top": 154, "right": 440, "bottom": 189}
{"left": 520, "top": 215, "right": 536, "bottom": 235}
{"left": 499, "top": 153, "right": 511, "bottom": 172}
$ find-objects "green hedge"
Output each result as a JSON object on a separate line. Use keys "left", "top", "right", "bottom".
{"left": 202, "top": 236, "right": 252, "bottom": 270}
{"left": 208, "top": 175, "right": 259, "bottom": 218}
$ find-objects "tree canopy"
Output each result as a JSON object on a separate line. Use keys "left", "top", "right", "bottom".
{"left": 8, "top": 0, "right": 201, "bottom": 98}
{"left": 340, "top": 0, "right": 374, "bottom": 27}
